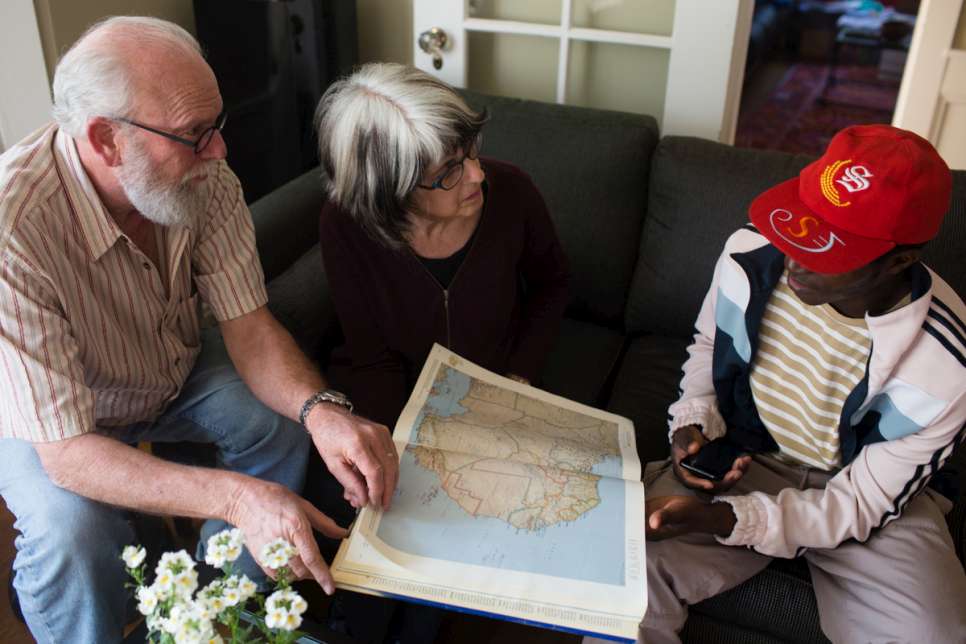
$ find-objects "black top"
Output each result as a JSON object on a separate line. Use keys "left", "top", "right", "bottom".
{"left": 416, "top": 228, "right": 476, "bottom": 289}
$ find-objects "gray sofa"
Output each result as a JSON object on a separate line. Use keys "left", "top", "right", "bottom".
{"left": 252, "top": 91, "right": 966, "bottom": 643}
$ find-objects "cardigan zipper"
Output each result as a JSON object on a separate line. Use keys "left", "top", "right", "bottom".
{"left": 407, "top": 231, "right": 478, "bottom": 353}
{"left": 406, "top": 189, "right": 487, "bottom": 352}
{"left": 443, "top": 289, "right": 451, "bottom": 348}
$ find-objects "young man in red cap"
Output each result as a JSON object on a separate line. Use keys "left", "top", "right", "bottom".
{"left": 638, "top": 125, "right": 966, "bottom": 643}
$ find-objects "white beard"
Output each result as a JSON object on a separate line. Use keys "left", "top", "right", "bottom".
{"left": 116, "top": 140, "right": 212, "bottom": 228}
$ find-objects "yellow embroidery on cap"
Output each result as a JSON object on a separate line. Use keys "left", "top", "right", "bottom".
{"left": 820, "top": 159, "right": 852, "bottom": 207}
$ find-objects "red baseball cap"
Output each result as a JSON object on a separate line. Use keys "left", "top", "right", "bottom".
{"left": 749, "top": 124, "right": 952, "bottom": 274}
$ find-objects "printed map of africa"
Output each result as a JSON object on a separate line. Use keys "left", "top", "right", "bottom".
{"left": 376, "top": 364, "right": 628, "bottom": 584}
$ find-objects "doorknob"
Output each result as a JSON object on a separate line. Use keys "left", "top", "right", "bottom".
{"left": 418, "top": 27, "right": 448, "bottom": 70}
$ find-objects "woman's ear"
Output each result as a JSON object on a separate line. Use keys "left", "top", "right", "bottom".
{"left": 86, "top": 117, "right": 124, "bottom": 167}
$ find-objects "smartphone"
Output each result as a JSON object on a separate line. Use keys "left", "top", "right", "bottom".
{"left": 679, "top": 437, "right": 745, "bottom": 481}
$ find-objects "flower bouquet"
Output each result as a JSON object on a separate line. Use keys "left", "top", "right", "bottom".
{"left": 122, "top": 529, "right": 309, "bottom": 644}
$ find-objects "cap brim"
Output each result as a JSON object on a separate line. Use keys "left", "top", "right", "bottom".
{"left": 748, "top": 177, "right": 894, "bottom": 274}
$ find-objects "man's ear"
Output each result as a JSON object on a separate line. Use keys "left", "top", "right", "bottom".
{"left": 86, "top": 117, "right": 123, "bottom": 167}
{"left": 884, "top": 246, "right": 922, "bottom": 275}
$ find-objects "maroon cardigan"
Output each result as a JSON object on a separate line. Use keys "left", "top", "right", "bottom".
{"left": 319, "top": 158, "right": 571, "bottom": 428}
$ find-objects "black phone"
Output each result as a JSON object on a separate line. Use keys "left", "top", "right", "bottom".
{"left": 680, "top": 438, "right": 745, "bottom": 481}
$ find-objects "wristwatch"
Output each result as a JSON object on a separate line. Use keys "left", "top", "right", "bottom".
{"left": 299, "top": 389, "right": 354, "bottom": 426}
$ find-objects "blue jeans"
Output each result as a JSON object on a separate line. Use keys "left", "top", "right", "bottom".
{"left": 0, "top": 328, "right": 311, "bottom": 644}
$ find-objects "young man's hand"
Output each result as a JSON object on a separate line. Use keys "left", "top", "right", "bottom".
{"left": 645, "top": 495, "right": 737, "bottom": 541}
{"left": 671, "top": 425, "right": 751, "bottom": 494}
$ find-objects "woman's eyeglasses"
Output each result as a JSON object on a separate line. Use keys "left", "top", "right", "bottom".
{"left": 417, "top": 134, "right": 483, "bottom": 191}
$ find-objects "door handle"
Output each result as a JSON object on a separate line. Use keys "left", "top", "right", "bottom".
{"left": 418, "top": 27, "right": 448, "bottom": 70}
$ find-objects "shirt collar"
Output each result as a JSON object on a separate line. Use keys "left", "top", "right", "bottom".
{"left": 53, "top": 128, "right": 124, "bottom": 261}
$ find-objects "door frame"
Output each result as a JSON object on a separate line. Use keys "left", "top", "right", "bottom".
{"left": 892, "top": 0, "right": 964, "bottom": 139}
{"left": 413, "top": 0, "right": 753, "bottom": 144}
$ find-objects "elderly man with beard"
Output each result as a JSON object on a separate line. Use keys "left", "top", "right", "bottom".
{"left": 0, "top": 16, "right": 398, "bottom": 643}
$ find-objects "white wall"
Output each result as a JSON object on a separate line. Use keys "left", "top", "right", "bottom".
{"left": 0, "top": 0, "right": 53, "bottom": 152}
{"left": 32, "top": 0, "right": 196, "bottom": 79}
{"left": 357, "top": 0, "right": 413, "bottom": 64}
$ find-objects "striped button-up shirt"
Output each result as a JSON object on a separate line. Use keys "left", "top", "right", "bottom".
{"left": 0, "top": 125, "right": 267, "bottom": 442}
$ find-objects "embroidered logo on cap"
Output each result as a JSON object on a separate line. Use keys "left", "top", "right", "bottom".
{"left": 820, "top": 160, "right": 873, "bottom": 207}
{"left": 768, "top": 208, "right": 846, "bottom": 253}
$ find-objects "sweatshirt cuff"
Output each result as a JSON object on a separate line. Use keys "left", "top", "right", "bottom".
{"left": 712, "top": 495, "right": 768, "bottom": 547}
{"left": 667, "top": 410, "right": 727, "bottom": 444}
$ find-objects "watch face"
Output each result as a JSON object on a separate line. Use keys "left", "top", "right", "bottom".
{"left": 325, "top": 390, "right": 347, "bottom": 403}
{"left": 324, "top": 390, "right": 352, "bottom": 411}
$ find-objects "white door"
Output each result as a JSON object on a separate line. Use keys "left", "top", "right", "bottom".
{"left": 892, "top": 0, "right": 966, "bottom": 170}
{"left": 413, "top": 0, "right": 754, "bottom": 144}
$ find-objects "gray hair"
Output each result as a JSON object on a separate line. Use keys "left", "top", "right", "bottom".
{"left": 315, "top": 62, "right": 487, "bottom": 248}
{"left": 52, "top": 16, "right": 202, "bottom": 138}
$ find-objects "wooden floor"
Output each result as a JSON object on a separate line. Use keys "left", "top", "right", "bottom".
{"left": 0, "top": 498, "right": 578, "bottom": 644}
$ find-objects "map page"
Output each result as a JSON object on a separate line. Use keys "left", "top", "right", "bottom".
{"left": 332, "top": 345, "right": 646, "bottom": 641}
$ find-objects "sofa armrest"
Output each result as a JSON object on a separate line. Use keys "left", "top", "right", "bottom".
{"left": 944, "top": 444, "right": 966, "bottom": 568}
{"left": 949, "top": 496, "right": 966, "bottom": 568}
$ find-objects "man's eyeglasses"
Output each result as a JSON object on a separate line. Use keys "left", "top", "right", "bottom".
{"left": 115, "top": 110, "right": 228, "bottom": 154}
{"left": 417, "top": 134, "right": 483, "bottom": 191}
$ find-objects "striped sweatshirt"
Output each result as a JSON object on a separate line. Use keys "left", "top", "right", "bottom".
{"left": 668, "top": 227, "right": 966, "bottom": 558}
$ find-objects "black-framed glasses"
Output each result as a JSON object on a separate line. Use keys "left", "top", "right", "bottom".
{"left": 115, "top": 110, "right": 228, "bottom": 154}
{"left": 417, "top": 133, "right": 483, "bottom": 191}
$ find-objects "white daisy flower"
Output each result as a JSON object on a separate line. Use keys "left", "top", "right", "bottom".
{"left": 173, "top": 570, "right": 199, "bottom": 598}
{"left": 136, "top": 585, "right": 158, "bottom": 615}
{"left": 154, "top": 571, "right": 175, "bottom": 592}
{"left": 282, "top": 611, "right": 303, "bottom": 631}
{"left": 259, "top": 538, "right": 297, "bottom": 570}
{"left": 265, "top": 609, "right": 286, "bottom": 630}
{"left": 223, "top": 588, "right": 241, "bottom": 607}
{"left": 237, "top": 576, "right": 257, "bottom": 600}
{"left": 121, "top": 545, "right": 146, "bottom": 569}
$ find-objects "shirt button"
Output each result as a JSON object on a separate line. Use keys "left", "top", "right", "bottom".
{"left": 174, "top": 357, "right": 181, "bottom": 365}
{"left": 142, "top": 262, "right": 151, "bottom": 270}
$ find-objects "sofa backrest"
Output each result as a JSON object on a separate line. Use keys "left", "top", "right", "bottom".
{"left": 625, "top": 136, "right": 812, "bottom": 336}
{"left": 460, "top": 90, "right": 659, "bottom": 329}
{"left": 249, "top": 168, "right": 326, "bottom": 283}
{"left": 922, "top": 171, "right": 966, "bottom": 298}
{"left": 626, "top": 136, "right": 966, "bottom": 338}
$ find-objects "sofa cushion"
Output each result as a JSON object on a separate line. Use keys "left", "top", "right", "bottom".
{"left": 921, "top": 169, "right": 966, "bottom": 298}
{"left": 265, "top": 244, "right": 336, "bottom": 359}
{"left": 250, "top": 168, "right": 327, "bottom": 283}
{"left": 606, "top": 334, "right": 691, "bottom": 465}
{"left": 460, "top": 90, "right": 659, "bottom": 329}
{"left": 689, "top": 558, "right": 829, "bottom": 644}
{"left": 625, "top": 137, "right": 812, "bottom": 337}
{"left": 540, "top": 318, "right": 625, "bottom": 407}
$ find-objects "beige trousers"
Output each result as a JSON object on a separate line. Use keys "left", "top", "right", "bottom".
{"left": 586, "top": 455, "right": 966, "bottom": 644}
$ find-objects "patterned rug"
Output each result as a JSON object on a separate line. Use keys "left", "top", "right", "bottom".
{"left": 735, "top": 63, "right": 899, "bottom": 156}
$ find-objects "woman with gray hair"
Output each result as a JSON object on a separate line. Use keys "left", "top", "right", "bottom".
{"left": 315, "top": 63, "right": 570, "bottom": 431}
{"left": 312, "top": 65, "right": 569, "bottom": 641}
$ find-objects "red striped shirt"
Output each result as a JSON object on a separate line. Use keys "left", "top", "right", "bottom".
{"left": 0, "top": 125, "right": 267, "bottom": 441}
